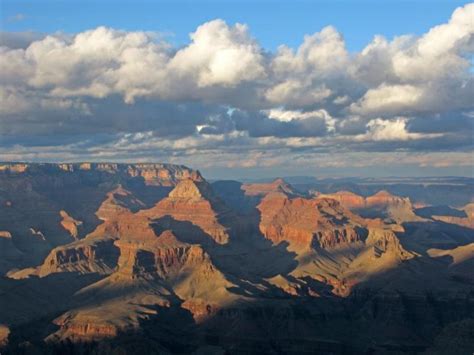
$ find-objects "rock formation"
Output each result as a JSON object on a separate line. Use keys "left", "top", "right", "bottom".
{"left": 60, "top": 210, "right": 83, "bottom": 239}
{"left": 319, "top": 190, "right": 422, "bottom": 223}
{"left": 432, "top": 202, "right": 474, "bottom": 229}
{"left": 142, "top": 179, "right": 233, "bottom": 244}
{"left": 0, "top": 168, "right": 473, "bottom": 354}
{"left": 96, "top": 185, "right": 146, "bottom": 220}
{"left": 257, "top": 192, "right": 366, "bottom": 250}
{"left": 0, "top": 162, "right": 201, "bottom": 272}
{"left": 242, "top": 178, "right": 296, "bottom": 197}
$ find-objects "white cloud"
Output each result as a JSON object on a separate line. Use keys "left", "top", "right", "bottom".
{"left": 350, "top": 84, "right": 423, "bottom": 116}
{"left": 265, "top": 26, "right": 348, "bottom": 106}
{"left": 271, "top": 26, "right": 349, "bottom": 76}
{"left": 264, "top": 80, "right": 332, "bottom": 106}
{"left": 391, "top": 4, "right": 473, "bottom": 82}
{"left": 170, "top": 20, "right": 265, "bottom": 87}
{"left": 266, "top": 108, "right": 336, "bottom": 132}
{"left": 358, "top": 117, "right": 441, "bottom": 141}
{"left": 333, "top": 95, "right": 350, "bottom": 105}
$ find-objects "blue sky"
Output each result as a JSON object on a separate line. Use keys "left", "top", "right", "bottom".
{"left": 1, "top": 0, "right": 469, "bottom": 51}
{"left": 0, "top": 1, "right": 473, "bottom": 178}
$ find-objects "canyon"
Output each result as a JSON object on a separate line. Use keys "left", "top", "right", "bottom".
{"left": 0, "top": 163, "right": 473, "bottom": 354}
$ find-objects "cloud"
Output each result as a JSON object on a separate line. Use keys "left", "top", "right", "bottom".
{"left": 393, "top": 3, "right": 473, "bottom": 81}
{"left": 0, "top": 4, "right": 473, "bottom": 173}
{"left": 1, "top": 22, "right": 265, "bottom": 105}
{"left": 0, "top": 31, "right": 44, "bottom": 49}
{"left": 266, "top": 108, "right": 336, "bottom": 132}
{"left": 264, "top": 26, "right": 349, "bottom": 107}
{"left": 170, "top": 20, "right": 265, "bottom": 88}
{"left": 360, "top": 117, "right": 441, "bottom": 141}
{"left": 350, "top": 84, "right": 423, "bottom": 116}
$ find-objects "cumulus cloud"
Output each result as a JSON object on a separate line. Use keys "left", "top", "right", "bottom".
{"left": 170, "top": 20, "right": 265, "bottom": 87}
{"left": 0, "top": 4, "right": 473, "bottom": 173}
{"left": 360, "top": 118, "right": 441, "bottom": 141}
{"left": 350, "top": 84, "right": 423, "bottom": 116}
{"left": 266, "top": 108, "right": 336, "bottom": 132}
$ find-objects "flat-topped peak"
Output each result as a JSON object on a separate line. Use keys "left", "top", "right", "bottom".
{"left": 242, "top": 178, "right": 295, "bottom": 197}
{"left": 334, "top": 190, "right": 362, "bottom": 197}
{"left": 168, "top": 179, "right": 214, "bottom": 201}
{"left": 368, "top": 190, "right": 409, "bottom": 205}
{"left": 372, "top": 190, "right": 396, "bottom": 197}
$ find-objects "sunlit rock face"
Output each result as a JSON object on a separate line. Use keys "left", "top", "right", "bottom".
{"left": 142, "top": 179, "right": 233, "bottom": 244}
{"left": 257, "top": 192, "right": 367, "bottom": 250}
{"left": 319, "top": 190, "right": 423, "bottom": 223}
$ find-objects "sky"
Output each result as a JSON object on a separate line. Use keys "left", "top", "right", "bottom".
{"left": 0, "top": 1, "right": 473, "bottom": 179}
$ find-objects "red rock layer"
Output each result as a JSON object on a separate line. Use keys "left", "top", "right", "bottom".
{"left": 142, "top": 179, "right": 231, "bottom": 244}
{"left": 0, "top": 162, "right": 202, "bottom": 186}
{"left": 319, "top": 190, "right": 422, "bottom": 223}
{"left": 366, "top": 190, "right": 408, "bottom": 207}
{"left": 317, "top": 191, "right": 366, "bottom": 209}
{"left": 37, "top": 180, "right": 231, "bottom": 276}
{"left": 257, "top": 192, "right": 366, "bottom": 249}
{"left": 95, "top": 186, "right": 145, "bottom": 221}
{"left": 39, "top": 239, "right": 119, "bottom": 276}
{"left": 242, "top": 178, "right": 295, "bottom": 197}
{"left": 320, "top": 190, "right": 411, "bottom": 210}
{"left": 114, "top": 230, "right": 213, "bottom": 280}
{"left": 126, "top": 163, "right": 203, "bottom": 186}
{"left": 53, "top": 319, "right": 119, "bottom": 339}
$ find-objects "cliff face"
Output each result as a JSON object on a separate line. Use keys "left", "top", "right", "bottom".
{"left": 124, "top": 163, "right": 203, "bottom": 186}
{"left": 0, "top": 162, "right": 203, "bottom": 186}
{"left": 316, "top": 190, "right": 366, "bottom": 209}
{"left": 143, "top": 179, "right": 232, "bottom": 244}
{"left": 38, "top": 238, "right": 120, "bottom": 277}
{"left": 95, "top": 186, "right": 146, "bottom": 220}
{"left": 242, "top": 178, "right": 296, "bottom": 197}
{"left": 46, "top": 226, "right": 233, "bottom": 339}
{"left": 319, "top": 190, "right": 422, "bottom": 223}
{"left": 321, "top": 190, "right": 474, "bottom": 230}
{"left": 114, "top": 231, "right": 213, "bottom": 281}
{"left": 30, "top": 179, "right": 233, "bottom": 278}
{"left": 257, "top": 192, "right": 366, "bottom": 250}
